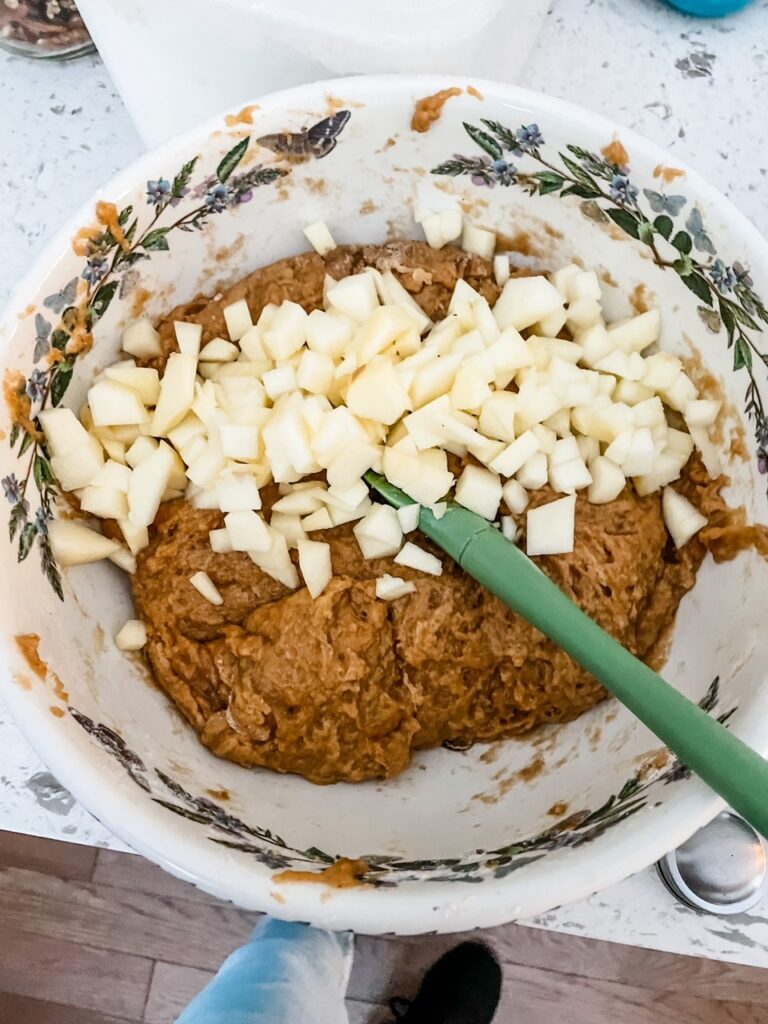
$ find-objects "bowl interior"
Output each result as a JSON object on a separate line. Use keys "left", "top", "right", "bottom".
{"left": 2, "top": 75, "right": 768, "bottom": 933}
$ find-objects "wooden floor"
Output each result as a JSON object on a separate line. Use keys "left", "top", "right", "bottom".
{"left": 1, "top": 832, "right": 767, "bottom": 1023}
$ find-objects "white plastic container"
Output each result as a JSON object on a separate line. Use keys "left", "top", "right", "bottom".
{"left": 77, "top": 0, "right": 551, "bottom": 146}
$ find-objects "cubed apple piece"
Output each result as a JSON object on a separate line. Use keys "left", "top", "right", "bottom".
{"left": 607, "top": 309, "right": 660, "bottom": 353}
{"left": 51, "top": 436, "right": 104, "bottom": 492}
{"left": 450, "top": 365, "right": 492, "bottom": 412}
{"left": 172, "top": 320, "right": 202, "bottom": 358}
{"left": 91, "top": 459, "right": 132, "bottom": 492}
{"left": 394, "top": 541, "right": 442, "bottom": 576}
{"left": 455, "top": 465, "right": 502, "bottom": 520}
{"left": 301, "top": 506, "right": 333, "bottom": 532}
{"left": 663, "top": 487, "right": 708, "bottom": 548}
{"left": 209, "top": 527, "right": 233, "bottom": 554}
{"left": 303, "top": 220, "right": 336, "bottom": 256}
{"left": 39, "top": 407, "right": 91, "bottom": 456}
{"left": 225, "top": 509, "right": 271, "bottom": 552}
{"left": 49, "top": 519, "right": 120, "bottom": 566}
{"left": 549, "top": 457, "right": 592, "bottom": 494}
{"left": 122, "top": 318, "right": 162, "bottom": 360}
{"left": 79, "top": 484, "right": 129, "bottom": 520}
{"left": 115, "top": 619, "right": 147, "bottom": 651}
{"left": 216, "top": 472, "right": 262, "bottom": 512}
{"left": 103, "top": 364, "right": 161, "bottom": 406}
{"left": 88, "top": 379, "right": 148, "bottom": 428}
{"left": 117, "top": 517, "right": 149, "bottom": 555}
{"left": 296, "top": 349, "right": 335, "bottom": 396}
{"left": 660, "top": 371, "right": 698, "bottom": 413}
{"left": 305, "top": 309, "right": 354, "bottom": 357}
{"left": 127, "top": 441, "right": 175, "bottom": 528}
{"left": 489, "top": 430, "right": 541, "bottom": 478}
{"left": 263, "top": 364, "right": 298, "bottom": 401}
{"left": 263, "top": 301, "right": 309, "bottom": 360}
{"left": 378, "top": 271, "right": 432, "bottom": 334}
{"left": 125, "top": 435, "right": 159, "bottom": 468}
{"left": 219, "top": 424, "right": 261, "bottom": 462}
{"left": 150, "top": 353, "right": 197, "bottom": 436}
{"left": 199, "top": 338, "right": 239, "bottom": 363}
{"left": 249, "top": 527, "right": 300, "bottom": 589}
{"left": 515, "top": 451, "right": 549, "bottom": 490}
{"left": 382, "top": 447, "right": 453, "bottom": 506}
{"left": 223, "top": 298, "right": 253, "bottom": 341}
{"left": 526, "top": 494, "right": 577, "bottom": 557}
{"left": 684, "top": 399, "right": 721, "bottom": 428}
{"left": 479, "top": 392, "right": 518, "bottom": 443}
{"left": 688, "top": 424, "right": 723, "bottom": 479}
{"left": 588, "top": 456, "right": 626, "bottom": 504}
{"left": 189, "top": 570, "right": 223, "bottom": 606}
{"left": 347, "top": 358, "right": 412, "bottom": 425}
{"left": 501, "top": 517, "right": 518, "bottom": 542}
{"left": 297, "top": 539, "right": 332, "bottom": 598}
{"left": 269, "top": 512, "right": 305, "bottom": 548}
{"left": 462, "top": 222, "right": 496, "bottom": 260}
{"left": 494, "top": 276, "right": 564, "bottom": 332}
{"left": 501, "top": 478, "right": 529, "bottom": 515}
{"left": 396, "top": 503, "right": 420, "bottom": 533}
{"left": 375, "top": 574, "right": 417, "bottom": 600}
{"left": 493, "top": 254, "right": 510, "bottom": 287}
{"left": 326, "top": 273, "right": 379, "bottom": 323}
{"left": 272, "top": 490, "right": 323, "bottom": 515}
{"left": 353, "top": 504, "right": 403, "bottom": 559}
{"left": 409, "top": 353, "right": 463, "bottom": 409}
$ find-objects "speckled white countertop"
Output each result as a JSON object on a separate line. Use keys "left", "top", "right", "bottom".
{"left": 2, "top": 0, "right": 768, "bottom": 967}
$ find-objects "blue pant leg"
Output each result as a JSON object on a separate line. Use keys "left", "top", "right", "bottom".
{"left": 175, "top": 918, "right": 354, "bottom": 1024}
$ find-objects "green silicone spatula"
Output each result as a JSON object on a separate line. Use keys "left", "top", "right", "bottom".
{"left": 366, "top": 472, "right": 768, "bottom": 839}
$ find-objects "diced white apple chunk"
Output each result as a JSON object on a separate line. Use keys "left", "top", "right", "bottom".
{"left": 493, "top": 254, "right": 510, "bottom": 287}
{"left": 501, "top": 478, "right": 529, "bottom": 515}
{"left": 660, "top": 371, "right": 698, "bottom": 413}
{"left": 685, "top": 399, "right": 721, "bottom": 428}
{"left": 303, "top": 220, "right": 336, "bottom": 256}
{"left": 688, "top": 424, "right": 723, "bottom": 479}
{"left": 641, "top": 352, "right": 682, "bottom": 391}
{"left": 421, "top": 211, "right": 447, "bottom": 249}
{"left": 199, "top": 338, "right": 239, "bottom": 362}
{"left": 297, "top": 349, "right": 335, "bottom": 396}
{"left": 49, "top": 519, "right": 119, "bottom": 566}
{"left": 79, "top": 484, "right": 128, "bottom": 520}
{"left": 51, "top": 436, "right": 104, "bottom": 492}
{"left": 516, "top": 451, "right": 548, "bottom": 490}
{"left": 382, "top": 447, "right": 453, "bottom": 506}
{"left": 621, "top": 427, "right": 655, "bottom": 477}
{"left": 115, "top": 619, "right": 147, "bottom": 651}
{"left": 91, "top": 459, "right": 131, "bottom": 492}
{"left": 128, "top": 441, "right": 175, "bottom": 527}
{"left": 394, "top": 541, "right": 442, "bottom": 576}
{"left": 396, "top": 503, "right": 420, "bottom": 533}
{"left": 566, "top": 298, "right": 602, "bottom": 332}
{"left": 122, "top": 318, "right": 162, "bottom": 360}
{"left": 326, "top": 273, "right": 379, "bottom": 323}
{"left": 225, "top": 509, "right": 271, "bottom": 552}
{"left": 375, "top": 574, "right": 417, "bottom": 600}
{"left": 263, "top": 364, "right": 298, "bottom": 401}
{"left": 209, "top": 527, "right": 233, "bottom": 554}
{"left": 109, "top": 546, "right": 136, "bottom": 574}
{"left": 104, "top": 364, "right": 161, "bottom": 406}
{"left": 347, "top": 358, "right": 412, "bottom": 425}
{"left": 220, "top": 424, "right": 261, "bottom": 462}
{"left": 501, "top": 516, "right": 518, "bottom": 542}
{"left": 125, "top": 435, "right": 158, "bottom": 468}
{"left": 379, "top": 271, "right": 432, "bottom": 334}
{"left": 479, "top": 392, "right": 518, "bottom": 443}
{"left": 549, "top": 457, "right": 592, "bottom": 494}
{"left": 151, "top": 353, "right": 197, "bottom": 436}
{"left": 663, "top": 487, "right": 708, "bottom": 548}
{"left": 462, "top": 222, "right": 496, "bottom": 260}
{"left": 174, "top": 321, "right": 203, "bottom": 358}
{"left": 190, "top": 570, "right": 223, "bottom": 606}
{"left": 566, "top": 270, "right": 602, "bottom": 303}
{"left": 88, "top": 379, "right": 147, "bottom": 427}
{"left": 607, "top": 309, "right": 660, "bottom": 353}
{"left": 587, "top": 456, "right": 626, "bottom": 504}
{"left": 263, "top": 302, "right": 308, "bottom": 360}
{"left": 297, "top": 539, "right": 332, "bottom": 598}
{"left": 455, "top": 465, "right": 502, "bottom": 520}
{"left": 217, "top": 472, "right": 262, "bottom": 512}
{"left": 490, "top": 430, "right": 541, "bottom": 478}
{"left": 494, "top": 276, "right": 564, "bottom": 332}
{"left": 39, "top": 407, "right": 92, "bottom": 456}
{"left": 353, "top": 504, "right": 403, "bottom": 558}
{"left": 269, "top": 512, "right": 306, "bottom": 548}
{"left": 223, "top": 298, "right": 253, "bottom": 341}
{"left": 249, "top": 526, "right": 300, "bottom": 588}
{"left": 526, "top": 494, "right": 576, "bottom": 556}
{"left": 306, "top": 309, "right": 354, "bottom": 357}
{"left": 302, "top": 506, "right": 333, "bottom": 531}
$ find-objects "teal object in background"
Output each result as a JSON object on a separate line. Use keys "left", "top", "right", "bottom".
{"left": 665, "top": 0, "right": 755, "bottom": 15}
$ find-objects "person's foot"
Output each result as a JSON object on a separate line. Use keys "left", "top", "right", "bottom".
{"left": 388, "top": 941, "right": 501, "bottom": 1024}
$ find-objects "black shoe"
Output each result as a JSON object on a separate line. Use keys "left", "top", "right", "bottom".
{"left": 388, "top": 941, "right": 502, "bottom": 1024}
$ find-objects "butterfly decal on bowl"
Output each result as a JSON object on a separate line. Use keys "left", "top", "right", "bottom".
{"left": 257, "top": 110, "right": 351, "bottom": 160}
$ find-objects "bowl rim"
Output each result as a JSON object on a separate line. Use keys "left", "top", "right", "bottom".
{"left": 1, "top": 71, "right": 764, "bottom": 933}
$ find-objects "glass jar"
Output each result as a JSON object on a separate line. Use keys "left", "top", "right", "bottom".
{"left": 0, "top": 0, "right": 94, "bottom": 59}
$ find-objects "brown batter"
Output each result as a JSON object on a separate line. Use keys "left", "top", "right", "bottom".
{"left": 132, "top": 242, "right": 757, "bottom": 785}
